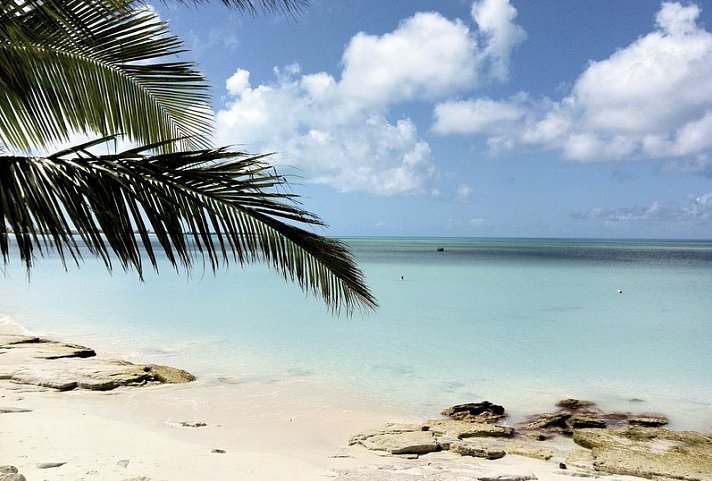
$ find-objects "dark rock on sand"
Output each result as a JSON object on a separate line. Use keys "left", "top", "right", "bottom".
{"left": 36, "top": 462, "right": 66, "bottom": 469}
{"left": 478, "top": 475, "right": 537, "bottom": 481}
{"left": 441, "top": 401, "right": 506, "bottom": 423}
{"left": 521, "top": 412, "right": 572, "bottom": 433}
{"left": 0, "top": 467, "right": 17, "bottom": 474}
{"left": 179, "top": 421, "right": 207, "bottom": 428}
{"left": 570, "top": 413, "right": 607, "bottom": 429}
{"left": 0, "top": 407, "right": 32, "bottom": 414}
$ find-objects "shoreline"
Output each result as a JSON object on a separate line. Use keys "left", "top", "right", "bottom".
{"left": 2, "top": 330, "right": 711, "bottom": 481}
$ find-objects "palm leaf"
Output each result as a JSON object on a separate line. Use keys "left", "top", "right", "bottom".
{"left": 172, "top": 0, "right": 309, "bottom": 15}
{"left": 0, "top": 137, "right": 377, "bottom": 313}
{"left": 0, "top": 0, "right": 212, "bottom": 153}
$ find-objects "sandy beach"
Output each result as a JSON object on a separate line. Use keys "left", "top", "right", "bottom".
{"left": 2, "top": 330, "right": 711, "bottom": 481}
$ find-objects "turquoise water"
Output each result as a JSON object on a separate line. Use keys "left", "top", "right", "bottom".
{"left": 1, "top": 237, "right": 711, "bottom": 430}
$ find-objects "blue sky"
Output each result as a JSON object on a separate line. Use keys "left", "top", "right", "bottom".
{"left": 155, "top": 0, "right": 712, "bottom": 239}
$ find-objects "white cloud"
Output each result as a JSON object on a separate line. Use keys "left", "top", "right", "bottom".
{"left": 434, "top": 1, "right": 712, "bottom": 168}
{"left": 433, "top": 94, "right": 528, "bottom": 135}
{"left": 216, "top": 1, "right": 525, "bottom": 195}
{"left": 216, "top": 65, "right": 435, "bottom": 194}
{"left": 339, "top": 12, "right": 479, "bottom": 106}
{"left": 226, "top": 69, "right": 251, "bottom": 95}
{"left": 471, "top": 0, "right": 527, "bottom": 81}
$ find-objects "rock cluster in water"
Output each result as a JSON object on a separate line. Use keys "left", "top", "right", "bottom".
{"left": 0, "top": 335, "right": 195, "bottom": 391}
{"left": 349, "top": 400, "right": 712, "bottom": 480}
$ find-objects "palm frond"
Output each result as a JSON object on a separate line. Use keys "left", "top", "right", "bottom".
{"left": 0, "top": 137, "right": 377, "bottom": 313}
{"left": 170, "top": 0, "right": 309, "bottom": 16}
{"left": 0, "top": 0, "right": 212, "bottom": 153}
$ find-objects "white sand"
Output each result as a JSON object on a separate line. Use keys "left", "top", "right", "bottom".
{"left": 3, "top": 374, "right": 417, "bottom": 481}
{"left": 0, "top": 332, "right": 649, "bottom": 481}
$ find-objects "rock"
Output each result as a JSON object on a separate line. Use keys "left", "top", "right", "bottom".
{"left": 357, "top": 430, "right": 439, "bottom": 455}
{"left": 573, "top": 427, "right": 712, "bottom": 480}
{"left": 179, "top": 421, "right": 207, "bottom": 428}
{"left": 116, "top": 459, "right": 130, "bottom": 468}
{"left": 564, "top": 448, "right": 595, "bottom": 471}
{"left": 0, "top": 474, "right": 26, "bottom": 481}
{"left": 0, "top": 335, "right": 194, "bottom": 391}
{"left": 40, "top": 342, "right": 96, "bottom": 359}
{"left": 0, "top": 467, "right": 17, "bottom": 474}
{"left": 557, "top": 399, "right": 596, "bottom": 411}
{"left": 0, "top": 336, "right": 96, "bottom": 359}
{"left": 36, "top": 462, "right": 66, "bottom": 469}
{"left": 628, "top": 414, "right": 669, "bottom": 427}
{"left": 441, "top": 401, "right": 506, "bottom": 423}
{"left": 0, "top": 335, "right": 41, "bottom": 345}
{"left": 522, "top": 413, "right": 571, "bottom": 433}
{"left": 424, "top": 419, "right": 514, "bottom": 438}
{"left": 146, "top": 364, "right": 196, "bottom": 383}
{"left": 570, "top": 413, "right": 607, "bottom": 429}
{"left": 478, "top": 475, "right": 537, "bottom": 481}
{"left": 212, "top": 449, "right": 227, "bottom": 454}
{"left": 449, "top": 440, "right": 506, "bottom": 459}
{"left": 506, "top": 442, "right": 556, "bottom": 461}
{"left": 0, "top": 407, "right": 32, "bottom": 414}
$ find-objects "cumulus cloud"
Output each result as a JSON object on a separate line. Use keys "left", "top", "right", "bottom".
{"left": 216, "top": 1, "right": 525, "bottom": 195}
{"left": 471, "top": 0, "right": 527, "bottom": 81}
{"left": 434, "top": 1, "right": 712, "bottom": 170}
{"left": 433, "top": 94, "right": 528, "bottom": 135}
{"left": 216, "top": 65, "right": 435, "bottom": 195}
{"left": 339, "top": 12, "right": 479, "bottom": 106}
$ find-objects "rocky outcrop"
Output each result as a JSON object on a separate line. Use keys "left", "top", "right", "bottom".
{"left": 573, "top": 426, "right": 712, "bottom": 480}
{"left": 0, "top": 335, "right": 195, "bottom": 391}
{"left": 519, "top": 398, "right": 668, "bottom": 435}
{"left": 350, "top": 399, "right": 712, "bottom": 481}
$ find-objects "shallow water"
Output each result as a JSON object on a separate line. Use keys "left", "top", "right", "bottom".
{"left": 2, "top": 237, "right": 711, "bottom": 430}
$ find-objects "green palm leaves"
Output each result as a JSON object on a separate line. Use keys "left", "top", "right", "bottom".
{"left": 0, "top": 0, "right": 377, "bottom": 313}
{"left": 1, "top": 0, "right": 212, "bottom": 151}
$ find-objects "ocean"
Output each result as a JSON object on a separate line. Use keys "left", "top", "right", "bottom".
{"left": 2, "top": 237, "right": 711, "bottom": 431}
